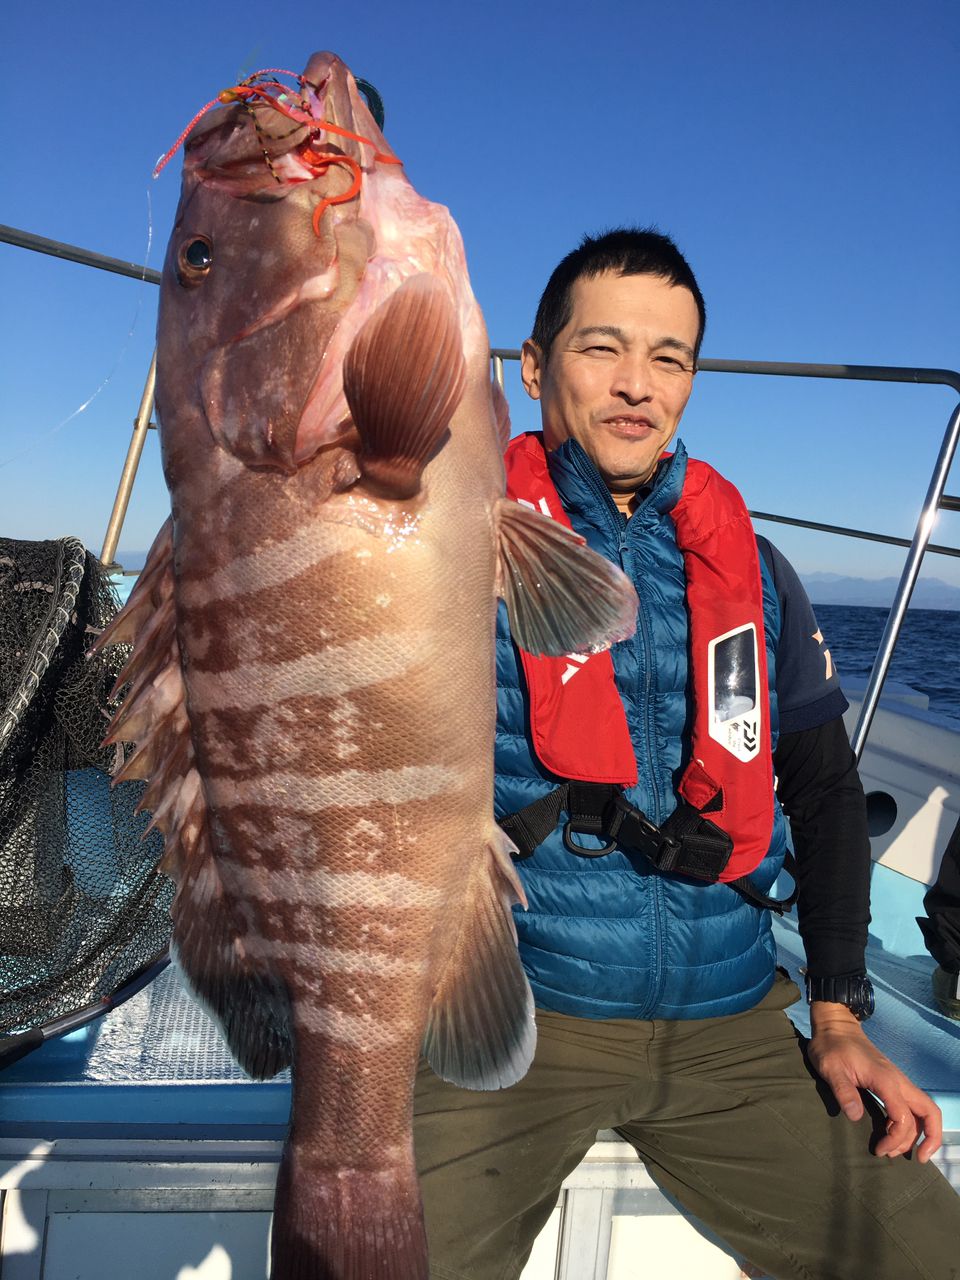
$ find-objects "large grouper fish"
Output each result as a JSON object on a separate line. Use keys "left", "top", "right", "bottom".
{"left": 96, "top": 52, "right": 638, "bottom": 1280}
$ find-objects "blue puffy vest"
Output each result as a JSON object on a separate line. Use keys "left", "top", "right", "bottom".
{"left": 495, "top": 438, "right": 788, "bottom": 1020}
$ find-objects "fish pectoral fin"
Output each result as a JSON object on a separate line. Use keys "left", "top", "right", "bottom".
{"left": 342, "top": 274, "right": 466, "bottom": 499}
{"left": 494, "top": 498, "right": 639, "bottom": 656}
{"left": 422, "top": 826, "right": 536, "bottom": 1091}
{"left": 95, "top": 518, "right": 292, "bottom": 1080}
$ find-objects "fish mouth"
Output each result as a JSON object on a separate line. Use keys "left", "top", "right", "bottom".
{"left": 301, "top": 53, "right": 367, "bottom": 166}
{"left": 184, "top": 52, "right": 395, "bottom": 192}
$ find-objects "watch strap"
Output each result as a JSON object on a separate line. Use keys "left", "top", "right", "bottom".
{"left": 805, "top": 972, "right": 875, "bottom": 1020}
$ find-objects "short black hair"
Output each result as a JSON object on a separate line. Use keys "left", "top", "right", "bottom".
{"left": 530, "top": 227, "right": 706, "bottom": 363}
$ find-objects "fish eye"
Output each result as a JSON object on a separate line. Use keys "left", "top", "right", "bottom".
{"left": 177, "top": 236, "right": 213, "bottom": 285}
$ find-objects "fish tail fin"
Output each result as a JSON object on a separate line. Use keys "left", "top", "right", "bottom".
{"left": 343, "top": 274, "right": 466, "bottom": 499}
{"left": 271, "top": 1145, "right": 428, "bottom": 1280}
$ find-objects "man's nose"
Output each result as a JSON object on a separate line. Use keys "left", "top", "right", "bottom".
{"left": 611, "top": 357, "right": 653, "bottom": 403}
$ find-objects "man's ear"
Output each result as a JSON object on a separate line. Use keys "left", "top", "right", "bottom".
{"left": 520, "top": 339, "right": 544, "bottom": 400}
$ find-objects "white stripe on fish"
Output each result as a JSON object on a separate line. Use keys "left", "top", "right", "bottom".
{"left": 188, "top": 633, "right": 431, "bottom": 710}
{"left": 295, "top": 1001, "right": 403, "bottom": 1047}
{"left": 219, "top": 863, "right": 441, "bottom": 909}
{"left": 178, "top": 519, "right": 358, "bottom": 606}
{"left": 214, "top": 764, "right": 464, "bottom": 811}
{"left": 242, "top": 936, "right": 427, "bottom": 977}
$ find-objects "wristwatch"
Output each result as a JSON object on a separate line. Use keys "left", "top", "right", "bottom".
{"left": 804, "top": 973, "right": 875, "bottom": 1021}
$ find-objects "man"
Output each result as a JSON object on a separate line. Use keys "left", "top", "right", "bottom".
{"left": 919, "top": 816, "right": 960, "bottom": 1017}
{"left": 414, "top": 229, "right": 960, "bottom": 1279}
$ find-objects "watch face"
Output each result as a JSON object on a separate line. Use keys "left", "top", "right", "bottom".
{"left": 853, "top": 977, "right": 876, "bottom": 1020}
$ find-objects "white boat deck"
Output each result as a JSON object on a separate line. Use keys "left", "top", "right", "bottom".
{"left": 2, "top": 893, "right": 958, "bottom": 1280}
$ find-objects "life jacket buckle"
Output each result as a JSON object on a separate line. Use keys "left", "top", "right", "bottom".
{"left": 605, "top": 792, "right": 677, "bottom": 867}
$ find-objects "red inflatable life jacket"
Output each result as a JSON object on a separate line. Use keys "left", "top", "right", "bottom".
{"left": 504, "top": 432, "right": 775, "bottom": 884}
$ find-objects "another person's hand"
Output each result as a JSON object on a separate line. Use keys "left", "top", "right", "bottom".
{"left": 807, "top": 1004, "right": 942, "bottom": 1162}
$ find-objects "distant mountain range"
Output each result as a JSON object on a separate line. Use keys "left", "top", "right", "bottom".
{"left": 115, "top": 550, "right": 147, "bottom": 571}
{"left": 116, "top": 551, "right": 960, "bottom": 612}
{"left": 800, "top": 572, "right": 960, "bottom": 612}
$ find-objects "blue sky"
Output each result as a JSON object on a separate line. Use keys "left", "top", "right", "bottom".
{"left": 3, "top": 0, "right": 959, "bottom": 591}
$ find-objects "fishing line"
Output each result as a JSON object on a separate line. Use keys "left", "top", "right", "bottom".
{"left": 0, "top": 189, "right": 156, "bottom": 471}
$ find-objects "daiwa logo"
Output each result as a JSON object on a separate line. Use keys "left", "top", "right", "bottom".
{"left": 707, "top": 622, "right": 761, "bottom": 763}
{"left": 517, "top": 497, "right": 553, "bottom": 517}
{"left": 560, "top": 653, "right": 590, "bottom": 685}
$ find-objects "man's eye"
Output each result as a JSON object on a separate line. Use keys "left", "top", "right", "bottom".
{"left": 656, "top": 355, "right": 685, "bottom": 369}
{"left": 586, "top": 345, "right": 616, "bottom": 354}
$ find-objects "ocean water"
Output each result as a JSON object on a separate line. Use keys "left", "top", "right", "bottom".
{"left": 815, "top": 604, "right": 960, "bottom": 722}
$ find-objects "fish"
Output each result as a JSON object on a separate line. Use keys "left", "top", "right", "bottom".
{"left": 95, "top": 52, "right": 638, "bottom": 1280}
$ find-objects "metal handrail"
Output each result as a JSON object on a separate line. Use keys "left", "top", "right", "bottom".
{"left": 100, "top": 352, "right": 158, "bottom": 570}
{"left": 748, "top": 512, "right": 960, "bottom": 560}
{"left": 490, "top": 348, "right": 960, "bottom": 760}
{"left": 3, "top": 224, "right": 958, "bottom": 758}
{"left": 490, "top": 348, "right": 960, "bottom": 394}
{"left": 0, "top": 224, "right": 162, "bottom": 285}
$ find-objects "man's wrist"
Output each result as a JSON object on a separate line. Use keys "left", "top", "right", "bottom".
{"left": 809, "top": 1000, "right": 865, "bottom": 1030}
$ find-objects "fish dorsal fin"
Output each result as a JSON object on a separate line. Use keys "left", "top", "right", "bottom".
{"left": 342, "top": 274, "right": 466, "bottom": 498}
{"left": 494, "top": 498, "right": 638, "bottom": 656}
{"left": 422, "top": 825, "right": 535, "bottom": 1090}
{"left": 95, "top": 519, "right": 291, "bottom": 1079}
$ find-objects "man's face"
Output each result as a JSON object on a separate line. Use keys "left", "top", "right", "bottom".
{"left": 521, "top": 271, "right": 699, "bottom": 493}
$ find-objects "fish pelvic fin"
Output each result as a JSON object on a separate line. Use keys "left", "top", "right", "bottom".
{"left": 342, "top": 274, "right": 466, "bottom": 499}
{"left": 271, "top": 1147, "right": 428, "bottom": 1280}
{"left": 494, "top": 498, "right": 639, "bottom": 656}
{"left": 96, "top": 519, "right": 292, "bottom": 1079}
{"left": 422, "top": 826, "right": 536, "bottom": 1091}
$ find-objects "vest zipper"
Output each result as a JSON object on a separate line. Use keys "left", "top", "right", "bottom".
{"left": 631, "top": 552, "right": 667, "bottom": 1018}
{"left": 562, "top": 443, "right": 669, "bottom": 1017}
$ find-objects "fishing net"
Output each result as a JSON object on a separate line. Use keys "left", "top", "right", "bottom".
{"left": 0, "top": 536, "right": 172, "bottom": 1049}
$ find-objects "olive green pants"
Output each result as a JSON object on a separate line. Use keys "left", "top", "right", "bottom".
{"left": 414, "top": 972, "right": 960, "bottom": 1280}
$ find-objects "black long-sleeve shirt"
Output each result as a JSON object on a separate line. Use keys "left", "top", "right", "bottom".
{"left": 759, "top": 537, "right": 871, "bottom": 979}
{"left": 775, "top": 717, "right": 871, "bottom": 977}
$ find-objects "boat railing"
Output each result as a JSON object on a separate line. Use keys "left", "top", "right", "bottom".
{"left": 3, "top": 223, "right": 958, "bottom": 761}
{"left": 494, "top": 349, "right": 960, "bottom": 761}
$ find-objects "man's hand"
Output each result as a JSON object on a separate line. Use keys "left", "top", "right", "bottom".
{"left": 807, "top": 1002, "right": 943, "bottom": 1162}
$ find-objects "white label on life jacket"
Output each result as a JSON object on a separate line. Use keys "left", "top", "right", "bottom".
{"left": 707, "top": 622, "right": 761, "bottom": 762}
{"left": 517, "top": 496, "right": 553, "bottom": 517}
{"left": 560, "top": 652, "right": 590, "bottom": 684}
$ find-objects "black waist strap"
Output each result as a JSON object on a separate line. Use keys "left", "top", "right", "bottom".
{"left": 499, "top": 782, "right": 797, "bottom": 915}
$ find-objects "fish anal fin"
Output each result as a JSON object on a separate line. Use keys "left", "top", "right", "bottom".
{"left": 342, "top": 275, "right": 466, "bottom": 499}
{"left": 495, "top": 498, "right": 638, "bottom": 657}
{"left": 171, "top": 839, "right": 293, "bottom": 1080}
{"left": 422, "top": 826, "right": 535, "bottom": 1091}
